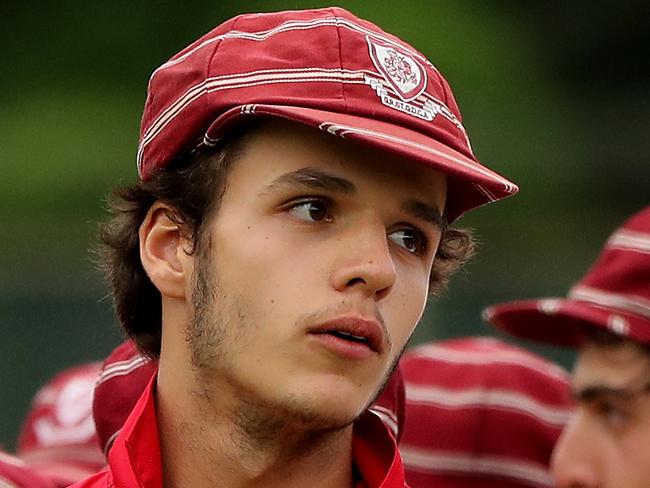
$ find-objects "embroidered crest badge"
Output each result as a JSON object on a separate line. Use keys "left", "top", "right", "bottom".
{"left": 367, "top": 37, "right": 427, "bottom": 102}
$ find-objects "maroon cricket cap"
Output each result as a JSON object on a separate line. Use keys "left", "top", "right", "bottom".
{"left": 483, "top": 206, "right": 650, "bottom": 348}
{"left": 92, "top": 341, "right": 157, "bottom": 454}
{"left": 137, "top": 7, "right": 518, "bottom": 222}
{"left": 16, "top": 363, "right": 105, "bottom": 486}
{"left": 399, "top": 337, "right": 572, "bottom": 488}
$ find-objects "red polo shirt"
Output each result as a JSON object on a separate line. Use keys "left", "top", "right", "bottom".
{"left": 71, "top": 377, "right": 408, "bottom": 487}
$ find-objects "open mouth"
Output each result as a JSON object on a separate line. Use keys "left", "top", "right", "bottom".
{"left": 322, "top": 330, "right": 370, "bottom": 345}
{"left": 306, "top": 314, "right": 384, "bottom": 357}
{"left": 308, "top": 329, "right": 375, "bottom": 359}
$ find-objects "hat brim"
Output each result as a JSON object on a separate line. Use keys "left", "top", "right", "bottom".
{"left": 483, "top": 298, "right": 646, "bottom": 348}
{"left": 206, "top": 104, "right": 518, "bottom": 222}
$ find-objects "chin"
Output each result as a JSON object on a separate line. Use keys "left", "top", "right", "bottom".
{"left": 286, "top": 405, "right": 359, "bottom": 432}
{"left": 270, "top": 390, "right": 366, "bottom": 432}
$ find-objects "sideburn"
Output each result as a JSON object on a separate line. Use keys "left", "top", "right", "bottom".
{"left": 186, "top": 237, "right": 224, "bottom": 373}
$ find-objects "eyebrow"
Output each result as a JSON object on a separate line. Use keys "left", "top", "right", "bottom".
{"left": 262, "top": 166, "right": 444, "bottom": 228}
{"left": 574, "top": 382, "right": 650, "bottom": 403}
{"left": 261, "top": 167, "right": 356, "bottom": 195}
{"left": 403, "top": 200, "right": 446, "bottom": 230}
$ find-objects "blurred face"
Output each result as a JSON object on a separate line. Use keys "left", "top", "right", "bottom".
{"left": 552, "top": 339, "right": 650, "bottom": 488}
{"left": 187, "top": 120, "right": 446, "bottom": 429}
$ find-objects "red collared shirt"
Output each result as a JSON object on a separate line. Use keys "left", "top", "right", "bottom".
{"left": 71, "top": 378, "right": 408, "bottom": 487}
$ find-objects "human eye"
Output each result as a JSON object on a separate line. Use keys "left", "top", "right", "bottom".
{"left": 591, "top": 398, "right": 629, "bottom": 430}
{"left": 285, "top": 197, "right": 333, "bottom": 223}
{"left": 388, "top": 227, "right": 429, "bottom": 256}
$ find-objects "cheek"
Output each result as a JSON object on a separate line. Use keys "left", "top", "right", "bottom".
{"left": 620, "top": 423, "right": 650, "bottom": 468}
{"left": 212, "top": 219, "right": 320, "bottom": 302}
{"left": 385, "top": 272, "right": 429, "bottom": 346}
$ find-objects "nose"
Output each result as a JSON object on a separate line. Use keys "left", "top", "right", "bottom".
{"left": 551, "top": 413, "right": 600, "bottom": 488}
{"left": 329, "top": 222, "right": 397, "bottom": 300}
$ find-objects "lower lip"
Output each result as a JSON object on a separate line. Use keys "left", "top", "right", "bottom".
{"left": 308, "top": 333, "right": 376, "bottom": 360}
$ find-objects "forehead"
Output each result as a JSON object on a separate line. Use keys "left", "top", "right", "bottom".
{"left": 231, "top": 119, "right": 446, "bottom": 207}
{"left": 573, "top": 340, "right": 650, "bottom": 390}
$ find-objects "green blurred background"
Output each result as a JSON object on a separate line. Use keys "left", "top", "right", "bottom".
{"left": 1, "top": 0, "right": 648, "bottom": 450}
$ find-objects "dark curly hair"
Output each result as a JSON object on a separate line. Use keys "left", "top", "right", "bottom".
{"left": 585, "top": 327, "right": 650, "bottom": 355}
{"left": 97, "top": 123, "right": 476, "bottom": 358}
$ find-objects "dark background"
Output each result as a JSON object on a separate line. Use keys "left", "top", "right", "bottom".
{"left": 1, "top": 0, "right": 648, "bottom": 450}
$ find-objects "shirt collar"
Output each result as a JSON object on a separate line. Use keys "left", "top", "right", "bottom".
{"left": 109, "top": 375, "right": 162, "bottom": 488}
{"left": 353, "top": 410, "right": 406, "bottom": 487}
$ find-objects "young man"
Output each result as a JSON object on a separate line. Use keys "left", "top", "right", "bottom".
{"left": 484, "top": 206, "right": 650, "bottom": 488}
{"left": 77, "top": 6, "right": 517, "bottom": 487}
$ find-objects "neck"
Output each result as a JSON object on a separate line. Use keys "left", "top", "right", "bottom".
{"left": 156, "top": 364, "right": 356, "bottom": 488}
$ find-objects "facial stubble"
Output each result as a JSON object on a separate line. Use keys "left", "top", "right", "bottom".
{"left": 187, "top": 244, "right": 407, "bottom": 445}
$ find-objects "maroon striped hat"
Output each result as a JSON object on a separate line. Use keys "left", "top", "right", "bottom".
{"left": 398, "top": 337, "right": 573, "bottom": 488}
{"left": 136, "top": 7, "right": 518, "bottom": 222}
{"left": 92, "top": 341, "right": 157, "bottom": 455}
{"left": 16, "top": 363, "right": 105, "bottom": 486}
{"left": 483, "top": 206, "right": 650, "bottom": 348}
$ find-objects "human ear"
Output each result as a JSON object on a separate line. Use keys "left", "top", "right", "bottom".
{"left": 139, "top": 203, "right": 190, "bottom": 299}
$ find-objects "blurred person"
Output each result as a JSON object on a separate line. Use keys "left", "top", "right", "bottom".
{"left": 75, "top": 6, "right": 517, "bottom": 488}
{"left": 0, "top": 363, "right": 105, "bottom": 487}
{"left": 399, "top": 337, "right": 572, "bottom": 488}
{"left": 484, "top": 206, "right": 650, "bottom": 488}
{"left": 0, "top": 450, "right": 56, "bottom": 488}
{"left": 16, "top": 362, "right": 105, "bottom": 485}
